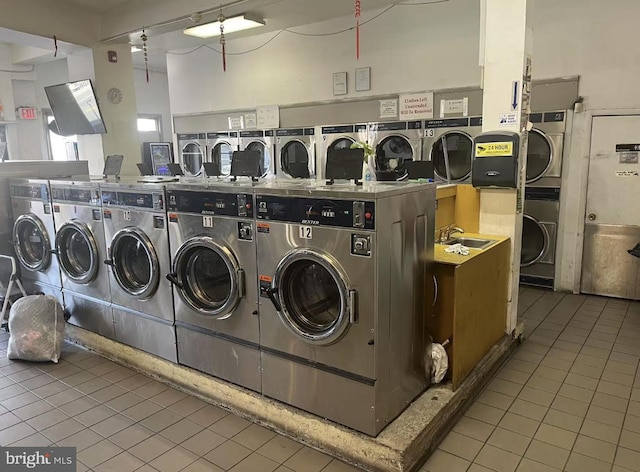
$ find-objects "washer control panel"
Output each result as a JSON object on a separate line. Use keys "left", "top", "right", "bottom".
{"left": 256, "top": 195, "right": 375, "bottom": 230}
{"left": 166, "top": 190, "right": 253, "bottom": 218}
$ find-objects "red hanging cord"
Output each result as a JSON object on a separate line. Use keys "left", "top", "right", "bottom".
{"left": 355, "top": 0, "right": 361, "bottom": 60}
{"left": 219, "top": 15, "right": 227, "bottom": 72}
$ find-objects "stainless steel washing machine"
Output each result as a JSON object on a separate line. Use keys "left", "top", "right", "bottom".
{"left": 101, "top": 180, "right": 176, "bottom": 362}
{"left": 318, "top": 124, "right": 369, "bottom": 180}
{"left": 207, "top": 131, "right": 238, "bottom": 177}
{"left": 520, "top": 187, "right": 560, "bottom": 289}
{"left": 177, "top": 133, "right": 207, "bottom": 177}
{"left": 369, "top": 121, "right": 423, "bottom": 180}
{"left": 51, "top": 180, "right": 114, "bottom": 339}
{"left": 239, "top": 130, "right": 275, "bottom": 178}
{"left": 165, "top": 181, "right": 260, "bottom": 391}
{"left": 256, "top": 181, "right": 436, "bottom": 436}
{"left": 526, "top": 111, "right": 570, "bottom": 188}
{"left": 423, "top": 117, "right": 483, "bottom": 183}
{"left": 275, "top": 128, "right": 316, "bottom": 179}
{"left": 10, "top": 179, "right": 61, "bottom": 292}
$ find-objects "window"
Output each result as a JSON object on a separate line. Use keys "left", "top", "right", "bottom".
{"left": 44, "top": 111, "right": 78, "bottom": 161}
{"left": 137, "top": 118, "right": 158, "bottom": 132}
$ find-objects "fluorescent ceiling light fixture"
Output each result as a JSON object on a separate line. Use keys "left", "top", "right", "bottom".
{"left": 131, "top": 45, "right": 142, "bottom": 52}
{"left": 183, "top": 14, "right": 265, "bottom": 38}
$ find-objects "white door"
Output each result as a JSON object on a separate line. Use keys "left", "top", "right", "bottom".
{"left": 582, "top": 115, "right": 640, "bottom": 299}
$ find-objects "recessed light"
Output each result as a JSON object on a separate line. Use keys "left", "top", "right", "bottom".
{"left": 184, "top": 14, "right": 265, "bottom": 38}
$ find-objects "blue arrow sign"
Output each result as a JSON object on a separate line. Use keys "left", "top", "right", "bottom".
{"left": 512, "top": 81, "right": 519, "bottom": 110}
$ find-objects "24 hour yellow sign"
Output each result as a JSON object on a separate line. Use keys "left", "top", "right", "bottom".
{"left": 475, "top": 142, "right": 514, "bottom": 157}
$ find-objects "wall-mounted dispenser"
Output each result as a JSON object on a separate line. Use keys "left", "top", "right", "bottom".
{"left": 472, "top": 131, "right": 520, "bottom": 188}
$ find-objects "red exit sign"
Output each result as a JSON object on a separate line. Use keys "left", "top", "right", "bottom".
{"left": 19, "top": 107, "right": 37, "bottom": 120}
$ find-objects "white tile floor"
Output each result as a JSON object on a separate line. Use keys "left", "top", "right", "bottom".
{"left": 1, "top": 288, "right": 639, "bottom": 471}
{"left": 422, "top": 288, "right": 640, "bottom": 472}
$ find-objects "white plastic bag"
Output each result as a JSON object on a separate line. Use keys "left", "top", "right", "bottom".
{"left": 430, "top": 343, "right": 449, "bottom": 384}
{"left": 7, "top": 295, "right": 65, "bottom": 363}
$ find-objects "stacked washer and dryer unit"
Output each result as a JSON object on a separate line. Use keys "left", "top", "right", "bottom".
{"left": 520, "top": 111, "right": 571, "bottom": 289}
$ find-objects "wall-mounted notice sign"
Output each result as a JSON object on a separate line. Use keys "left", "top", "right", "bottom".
{"left": 440, "top": 98, "right": 468, "bottom": 118}
{"left": 333, "top": 72, "right": 348, "bottom": 96}
{"left": 399, "top": 92, "right": 434, "bottom": 120}
{"left": 244, "top": 113, "right": 257, "bottom": 129}
{"left": 257, "top": 105, "right": 280, "bottom": 129}
{"left": 228, "top": 116, "right": 244, "bottom": 130}
{"left": 615, "top": 170, "right": 639, "bottom": 177}
{"left": 380, "top": 99, "right": 398, "bottom": 118}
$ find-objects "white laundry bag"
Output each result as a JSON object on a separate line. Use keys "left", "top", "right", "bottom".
{"left": 7, "top": 295, "right": 65, "bottom": 363}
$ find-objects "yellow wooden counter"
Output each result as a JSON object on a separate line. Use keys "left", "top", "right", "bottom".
{"left": 428, "top": 234, "right": 510, "bottom": 389}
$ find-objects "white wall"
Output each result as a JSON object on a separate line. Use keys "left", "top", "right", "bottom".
{"left": 134, "top": 67, "right": 173, "bottom": 141}
{"left": 167, "top": 1, "right": 481, "bottom": 114}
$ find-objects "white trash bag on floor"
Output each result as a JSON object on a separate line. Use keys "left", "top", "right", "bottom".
{"left": 7, "top": 295, "right": 65, "bottom": 363}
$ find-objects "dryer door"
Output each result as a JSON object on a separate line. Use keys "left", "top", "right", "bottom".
{"left": 170, "top": 237, "right": 243, "bottom": 319}
{"left": 521, "top": 215, "right": 553, "bottom": 267}
{"left": 526, "top": 129, "right": 554, "bottom": 183}
{"left": 211, "top": 141, "right": 234, "bottom": 176}
{"left": 56, "top": 219, "right": 99, "bottom": 284}
{"left": 108, "top": 227, "right": 160, "bottom": 300}
{"left": 431, "top": 132, "right": 473, "bottom": 182}
{"left": 281, "top": 140, "right": 311, "bottom": 178}
{"left": 271, "top": 249, "right": 356, "bottom": 346}
{"left": 246, "top": 140, "right": 271, "bottom": 177}
{"left": 12, "top": 213, "right": 52, "bottom": 272}
{"left": 182, "top": 142, "right": 204, "bottom": 176}
{"left": 375, "top": 135, "right": 413, "bottom": 179}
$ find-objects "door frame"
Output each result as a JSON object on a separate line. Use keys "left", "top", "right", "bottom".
{"left": 560, "top": 108, "right": 640, "bottom": 294}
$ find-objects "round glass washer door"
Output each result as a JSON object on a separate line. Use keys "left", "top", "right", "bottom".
{"left": 375, "top": 135, "right": 413, "bottom": 179}
{"left": 172, "top": 237, "right": 243, "bottom": 319}
{"left": 182, "top": 142, "right": 204, "bottom": 176}
{"left": 12, "top": 214, "right": 51, "bottom": 272}
{"left": 281, "top": 140, "right": 310, "bottom": 178}
{"left": 431, "top": 132, "right": 473, "bottom": 182}
{"left": 526, "top": 129, "right": 553, "bottom": 183}
{"left": 109, "top": 227, "right": 159, "bottom": 299}
{"left": 56, "top": 220, "right": 98, "bottom": 284}
{"left": 273, "top": 249, "right": 354, "bottom": 346}
{"left": 521, "top": 215, "right": 549, "bottom": 267}
{"left": 246, "top": 141, "right": 271, "bottom": 177}
{"left": 211, "top": 142, "right": 234, "bottom": 176}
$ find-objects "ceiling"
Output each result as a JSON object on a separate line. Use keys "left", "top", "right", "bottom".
{"left": 1, "top": 0, "right": 439, "bottom": 72}
{"left": 55, "top": 0, "right": 139, "bottom": 14}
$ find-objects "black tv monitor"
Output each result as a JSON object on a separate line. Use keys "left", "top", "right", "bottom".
{"left": 325, "top": 148, "right": 364, "bottom": 181}
{"left": 45, "top": 79, "right": 107, "bottom": 136}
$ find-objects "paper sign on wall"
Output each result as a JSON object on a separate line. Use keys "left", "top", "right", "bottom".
{"left": 439, "top": 98, "right": 468, "bottom": 118}
{"left": 615, "top": 171, "right": 639, "bottom": 177}
{"left": 399, "top": 92, "right": 434, "bottom": 120}
{"left": 499, "top": 113, "right": 518, "bottom": 126}
{"left": 257, "top": 105, "right": 280, "bottom": 129}
{"left": 244, "top": 113, "right": 257, "bottom": 129}
{"left": 228, "top": 116, "right": 244, "bottom": 130}
{"left": 379, "top": 99, "right": 398, "bottom": 118}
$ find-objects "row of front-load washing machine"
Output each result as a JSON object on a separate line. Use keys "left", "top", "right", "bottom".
{"left": 9, "top": 176, "right": 436, "bottom": 436}
{"left": 177, "top": 112, "right": 568, "bottom": 187}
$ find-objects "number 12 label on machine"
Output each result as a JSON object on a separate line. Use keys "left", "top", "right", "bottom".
{"left": 299, "top": 226, "right": 313, "bottom": 239}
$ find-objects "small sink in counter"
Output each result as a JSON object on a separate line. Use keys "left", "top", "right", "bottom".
{"left": 439, "top": 237, "right": 497, "bottom": 250}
